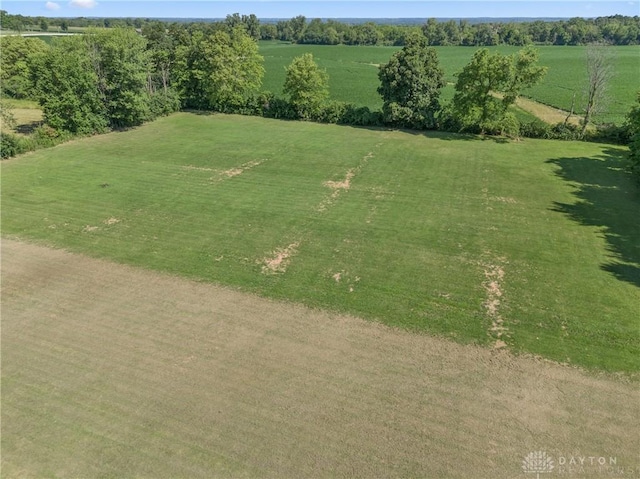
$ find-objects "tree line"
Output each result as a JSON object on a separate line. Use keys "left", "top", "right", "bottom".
{"left": 1, "top": 10, "right": 639, "bottom": 46}
{"left": 1, "top": 21, "right": 638, "bottom": 180}
{"left": 0, "top": 25, "right": 547, "bottom": 136}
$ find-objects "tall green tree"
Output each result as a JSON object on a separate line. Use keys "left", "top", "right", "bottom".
{"left": 88, "top": 28, "right": 151, "bottom": 128}
{"left": 30, "top": 36, "right": 108, "bottom": 134}
{"left": 31, "top": 28, "right": 155, "bottom": 133}
{"left": 283, "top": 53, "right": 329, "bottom": 120}
{"left": 206, "top": 28, "right": 264, "bottom": 110}
{"left": 143, "top": 21, "right": 175, "bottom": 94}
{"left": 377, "top": 35, "right": 445, "bottom": 129}
{"left": 290, "top": 15, "right": 307, "bottom": 43}
{"left": 174, "top": 27, "right": 263, "bottom": 111}
{"left": 0, "top": 36, "right": 48, "bottom": 99}
{"left": 174, "top": 30, "right": 211, "bottom": 109}
{"left": 452, "top": 46, "right": 547, "bottom": 135}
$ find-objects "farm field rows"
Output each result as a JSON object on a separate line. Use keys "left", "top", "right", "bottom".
{"left": 260, "top": 42, "right": 640, "bottom": 124}
{"left": 2, "top": 113, "right": 638, "bottom": 373}
{"left": 2, "top": 238, "right": 638, "bottom": 478}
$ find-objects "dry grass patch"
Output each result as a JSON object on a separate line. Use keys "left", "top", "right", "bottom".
{"left": 261, "top": 241, "right": 300, "bottom": 274}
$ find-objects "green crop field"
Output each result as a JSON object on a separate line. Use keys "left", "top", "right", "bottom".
{"left": 260, "top": 42, "right": 640, "bottom": 124}
{"left": 2, "top": 112, "right": 638, "bottom": 373}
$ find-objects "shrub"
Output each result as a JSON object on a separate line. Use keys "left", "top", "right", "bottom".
{"left": 520, "top": 120, "right": 552, "bottom": 139}
{"left": 318, "top": 101, "right": 350, "bottom": 124}
{"left": 0, "top": 132, "right": 22, "bottom": 159}
{"left": 341, "top": 105, "right": 382, "bottom": 126}
{"left": 148, "top": 89, "right": 181, "bottom": 119}
{"left": 549, "top": 122, "right": 582, "bottom": 140}
{"left": 262, "top": 96, "right": 298, "bottom": 120}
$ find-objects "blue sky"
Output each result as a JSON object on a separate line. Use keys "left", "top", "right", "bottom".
{"left": 3, "top": 1, "right": 639, "bottom": 19}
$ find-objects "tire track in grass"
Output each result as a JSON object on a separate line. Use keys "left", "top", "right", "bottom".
{"left": 258, "top": 145, "right": 380, "bottom": 276}
{"left": 316, "top": 148, "right": 376, "bottom": 213}
{"left": 479, "top": 171, "right": 512, "bottom": 350}
{"left": 178, "top": 159, "right": 268, "bottom": 182}
{"left": 481, "top": 256, "right": 510, "bottom": 350}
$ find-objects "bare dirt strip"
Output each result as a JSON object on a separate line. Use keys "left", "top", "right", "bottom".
{"left": 515, "top": 96, "right": 583, "bottom": 126}
{"left": 2, "top": 239, "right": 638, "bottom": 478}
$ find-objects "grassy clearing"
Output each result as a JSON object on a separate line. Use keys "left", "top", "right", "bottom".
{"left": 261, "top": 42, "right": 640, "bottom": 124}
{"left": 1, "top": 99, "right": 43, "bottom": 135}
{"left": 2, "top": 112, "right": 638, "bottom": 372}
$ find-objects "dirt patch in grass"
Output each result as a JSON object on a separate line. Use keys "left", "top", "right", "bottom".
{"left": 317, "top": 150, "right": 375, "bottom": 213}
{"left": 324, "top": 169, "right": 355, "bottom": 191}
{"left": 181, "top": 165, "right": 217, "bottom": 172}
{"left": 2, "top": 239, "right": 638, "bottom": 478}
{"left": 261, "top": 241, "right": 300, "bottom": 274}
{"left": 489, "top": 196, "right": 518, "bottom": 204}
{"left": 220, "top": 159, "right": 265, "bottom": 179}
{"left": 181, "top": 159, "right": 267, "bottom": 179}
{"left": 482, "top": 260, "right": 509, "bottom": 349}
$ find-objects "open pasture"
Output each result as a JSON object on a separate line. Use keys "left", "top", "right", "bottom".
{"left": 2, "top": 112, "right": 638, "bottom": 373}
{"left": 260, "top": 42, "right": 640, "bottom": 124}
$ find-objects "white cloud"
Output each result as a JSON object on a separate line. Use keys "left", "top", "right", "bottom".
{"left": 69, "top": 0, "right": 98, "bottom": 8}
{"left": 46, "top": 2, "right": 61, "bottom": 10}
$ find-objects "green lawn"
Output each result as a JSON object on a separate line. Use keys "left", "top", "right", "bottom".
{"left": 260, "top": 42, "right": 640, "bottom": 124}
{"left": 2, "top": 112, "right": 638, "bottom": 372}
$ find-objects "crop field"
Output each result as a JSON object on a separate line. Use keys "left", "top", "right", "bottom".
{"left": 260, "top": 42, "right": 640, "bottom": 124}
{"left": 2, "top": 113, "right": 639, "bottom": 476}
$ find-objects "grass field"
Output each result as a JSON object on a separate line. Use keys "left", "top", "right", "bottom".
{"left": 2, "top": 113, "right": 638, "bottom": 373}
{"left": 260, "top": 42, "right": 640, "bottom": 124}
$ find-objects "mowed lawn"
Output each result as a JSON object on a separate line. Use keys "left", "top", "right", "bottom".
{"left": 2, "top": 112, "right": 639, "bottom": 372}
{"left": 260, "top": 42, "right": 640, "bottom": 124}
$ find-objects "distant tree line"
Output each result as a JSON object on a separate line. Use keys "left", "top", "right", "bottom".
{"left": 1, "top": 10, "right": 639, "bottom": 46}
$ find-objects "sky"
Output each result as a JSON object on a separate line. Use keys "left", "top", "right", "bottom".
{"left": 3, "top": 0, "right": 639, "bottom": 19}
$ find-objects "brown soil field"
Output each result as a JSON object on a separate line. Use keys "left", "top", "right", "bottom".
{"left": 2, "top": 239, "right": 638, "bottom": 478}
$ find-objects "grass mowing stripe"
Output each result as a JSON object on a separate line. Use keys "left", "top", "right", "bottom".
{"left": 2, "top": 112, "right": 638, "bottom": 372}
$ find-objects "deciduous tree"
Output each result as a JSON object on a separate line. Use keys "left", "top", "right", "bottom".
{"left": 0, "top": 36, "right": 48, "bottom": 99}
{"left": 88, "top": 28, "right": 151, "bottom": 128}
{"left": 174, "top": 27, "right": 264, "bottom": 111}
{"left": 283, "top": 53, "right": 329, "bottom": 120}
{"left": 377, "top": 34, "right": 445, "bottom": 129}
{"left": 30, "top": 36, "right": 108, "bottom": 134}
{"left": 581, "top": 45, "right": 613, "bottom": 136}
{"left": 31, "top": 28, "right": 155, "bottom": 133}
{"left": 452, "top": 46, "right": 546, "bottom": 135}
